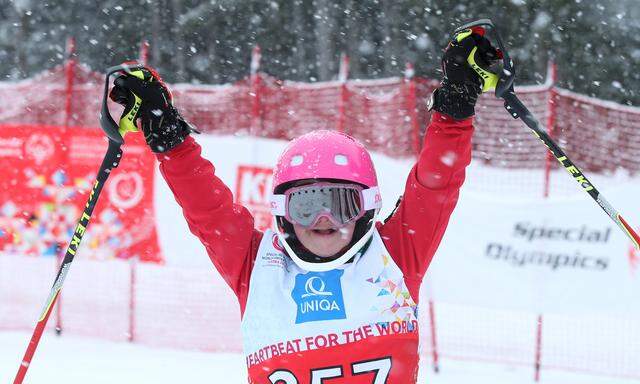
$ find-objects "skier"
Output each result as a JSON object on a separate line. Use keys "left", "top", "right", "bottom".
{"left": 110, "top": 26, "right": 499, "bottom": 383}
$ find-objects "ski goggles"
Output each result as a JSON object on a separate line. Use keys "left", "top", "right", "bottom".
{"left": 270, "top": 183, "right": 382, "bottom": 228}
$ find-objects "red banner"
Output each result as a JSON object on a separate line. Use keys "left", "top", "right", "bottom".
{"left": 235, "top": 165, "right": 273, "bottom": 232}
{"left": 0, "top": 125, "right": 162, "bottom": 263}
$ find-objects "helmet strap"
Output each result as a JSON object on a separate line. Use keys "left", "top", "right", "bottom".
{"left": 273, "top": 211, "right": 378, "bottom": 272}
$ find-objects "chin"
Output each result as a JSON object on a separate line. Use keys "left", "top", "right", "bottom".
{"left": 311, "top": 249, "right": 343, "bottom": 258}
{"left": 309, "top": 245, "right": 344, "bottom": 258}
{"left": 306, "top": 236, "right": 347, "bottom": 257}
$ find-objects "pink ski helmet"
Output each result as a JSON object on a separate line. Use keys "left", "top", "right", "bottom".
{"left": 270, "top": 130, "right": 382, "bottom": 272}
{"left": 272, "top": 130, "right": 378, "bottom": 191}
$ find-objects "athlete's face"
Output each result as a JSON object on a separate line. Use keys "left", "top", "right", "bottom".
{"left": 293, "top": 216, "right": 356, "bottom": 257}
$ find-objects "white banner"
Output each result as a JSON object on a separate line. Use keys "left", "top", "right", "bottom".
{"left": 428, "top": 187, "right": 640, "bottom": 315}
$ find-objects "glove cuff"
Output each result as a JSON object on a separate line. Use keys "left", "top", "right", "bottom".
{"left": 430, "top": 79, "right": 480, "bottom": 120}
{"left": 145, "top": 107, "right": 198, "bottom": 153}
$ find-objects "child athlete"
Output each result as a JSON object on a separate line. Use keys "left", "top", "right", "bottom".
{"left": 111, "top": 26, "right": 500, "bottom": 383}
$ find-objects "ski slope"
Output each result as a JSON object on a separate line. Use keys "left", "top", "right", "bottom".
{"left": 0, "top": 331, "right": 635, "bottom": 384}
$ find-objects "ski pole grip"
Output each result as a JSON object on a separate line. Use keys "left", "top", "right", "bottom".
{"left": 99, "top": 63, "right": 146, "bottom": 145}
{"left": 454, "top": 19, "right": 516, "bottom": 98}
{"left": 454, "top": 18, "right": 495, "bottom": 33}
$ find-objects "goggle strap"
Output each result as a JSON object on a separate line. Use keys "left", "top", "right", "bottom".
{"left": 362, "top": 186, "right": 382, "bottom": 210}
{"left": 273, "top": 216, "right": 378, "bottom": 272}
{"left": 270, "top": 194, "right": 286, "bottom": 216}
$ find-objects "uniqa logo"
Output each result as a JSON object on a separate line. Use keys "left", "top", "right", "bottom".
{"left": 301, "top": 276, "right": 332, "bottom": 298}
{"left": 299, "top": 298, "right": 340, "bottom": 314}
{"left": 299, "top": 276, "right": 339, "bottom": 314}
{"left": 292, "top": 270, "right": 346, "bottom": 323}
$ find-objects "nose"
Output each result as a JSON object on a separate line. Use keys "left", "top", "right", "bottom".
{"left": 311, "top": 215, "right": 334, "bottom": 228}
{"left": 315, "top": 216, "right": 332, "bottom": 225}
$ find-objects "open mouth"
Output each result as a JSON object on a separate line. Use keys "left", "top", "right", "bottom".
{"left": 311, "top": 228, "right": 337, "bottom": 235}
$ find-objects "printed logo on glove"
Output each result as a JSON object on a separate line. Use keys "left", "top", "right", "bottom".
{"left": 431, "top": 27, "right": 502, "bottom": 120}
{"left": 109, "top": 65, "right": 198, "bottom": 153}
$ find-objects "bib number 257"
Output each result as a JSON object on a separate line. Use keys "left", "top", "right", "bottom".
{"left": 268, "top": 357, "right": 391, "bottom": 384}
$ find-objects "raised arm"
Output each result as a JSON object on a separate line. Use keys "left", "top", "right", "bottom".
{"left": 108, "top": 66, "right": 259, "bottom": 310}
{"left": 378, "top": 112, "right": 472, "bottom": 297}
{"left": 157, "top": 137, "right": 260, "bottom": 307}
{"left": 378, "top": 26, "right": 501, "bottom": 300}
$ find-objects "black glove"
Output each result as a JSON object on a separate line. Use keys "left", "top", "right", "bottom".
{"left": 430, "top": 27, "right": 501, "bottom": 120}
{"left": 109, "top": 66, "right": 198, "bottom": 153}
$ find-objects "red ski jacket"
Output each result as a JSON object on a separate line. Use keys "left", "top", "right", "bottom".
{"left": 157, "top": 112, "right": 472, "bottom": 315}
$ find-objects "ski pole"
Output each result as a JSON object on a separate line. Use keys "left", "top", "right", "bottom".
{"left": 13, "top": 63, "right": 145, "bottom": 384}
{"left": 458, "top": 19, "right": 640, "bottom": 250}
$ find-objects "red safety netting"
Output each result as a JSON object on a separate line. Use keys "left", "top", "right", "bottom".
{"left": 170, "top": 74, "right": 435, "bottom": 159}
{"left": 3, "top": 62, "right": 639, "bottom": 179}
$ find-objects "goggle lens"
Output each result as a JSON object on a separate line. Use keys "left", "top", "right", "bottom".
{"left": 287, "top": 185, "right": 363, "bottom": 227}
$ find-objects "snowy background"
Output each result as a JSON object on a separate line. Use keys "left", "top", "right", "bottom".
{"left": 1, "top": 0, "right": 639, "bottom": 105}
{"left": 1, "top": 1, "right": 640, "bottom": 383}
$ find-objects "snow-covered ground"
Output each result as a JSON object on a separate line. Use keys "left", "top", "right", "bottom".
{"left": 1, "top": 331, "right": 636, "bottom": 384}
